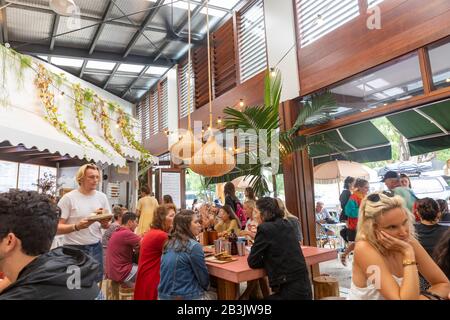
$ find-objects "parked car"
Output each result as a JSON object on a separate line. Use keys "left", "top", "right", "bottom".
{"left": 410, "top": 176, "right": 450, "bottom": 200}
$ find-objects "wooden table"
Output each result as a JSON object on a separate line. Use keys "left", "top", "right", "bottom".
{"left": 205, "top": 246, "right": 337, "bottom": 300}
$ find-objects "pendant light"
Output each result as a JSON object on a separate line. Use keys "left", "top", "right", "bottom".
{"left": 169, "top": 0, "right": 201, "bottom": 162}
{"left": 189, "top": 1, "right": 235, "bottom": 177}
{"left": 49, "top": 0, "right": 78, "bottom": 16}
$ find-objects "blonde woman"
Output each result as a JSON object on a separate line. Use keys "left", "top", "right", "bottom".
{"left": 240, "top": 200, "right": 259, "bottom": 239}
{"left": 349, "top": 192, "right": 449, "bottom": 300}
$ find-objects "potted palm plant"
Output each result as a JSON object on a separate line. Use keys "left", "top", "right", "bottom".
{"left": 206, "top": 69, "right": 340, "bottom": 197}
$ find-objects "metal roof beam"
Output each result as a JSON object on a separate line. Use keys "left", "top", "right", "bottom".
{"left": 153, "top": 0, "right": 208, "bottom": 62}
{"left": 6, "top": 2, "right": 203, "bottom": 38}
{"left": 88, "top": 0, "right": 114, "bottom": 55}
{"left": 49, "top": 14, "right": 60, "bottom": 50}
{"left": 103, "top": 63, "right": 120, "bottom": 89}
{"left": 122, "top": 0, "right": 164, "bottom": 58}
{"left": 121, "top": 66, "right": 150, "bottom": 98}
{"left": 79, "top": 60, "right": 87, "bottom": 78}
{"left": 83, "top": 69, "right": 160, "bottom": 78}
{"left": 11, "top": 42, "right": 174, "bottom": 67}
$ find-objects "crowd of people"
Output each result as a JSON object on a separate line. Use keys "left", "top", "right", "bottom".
{"left": 0, "top": 164, "right": 449, "bottom": 300}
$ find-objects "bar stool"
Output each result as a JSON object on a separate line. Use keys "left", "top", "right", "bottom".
{"left": 119, "top": 285, "right": 134, "bottom": 300}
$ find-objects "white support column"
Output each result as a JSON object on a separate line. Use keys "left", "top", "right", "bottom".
{"left": 263, "top": 0, "right": 300, "bottom": 102}
{"left": 167, "top": 66, "right": 179, "bottom": 149}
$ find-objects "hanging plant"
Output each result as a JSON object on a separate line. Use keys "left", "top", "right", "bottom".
{"left": 72, "top": 83, "right": 110, "bottom": 155}
{"left": 89, "top": 95, "right": 124, "bottom": 157}
{"left": 35, "top": 64, "right": 86, "bottom": 146}
{"left": 117, "top": 108, "right": 153, "bottom": 165}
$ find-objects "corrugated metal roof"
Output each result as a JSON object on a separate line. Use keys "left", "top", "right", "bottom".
{"left": 4, "top": 0, "right": 246, "bottom": 103}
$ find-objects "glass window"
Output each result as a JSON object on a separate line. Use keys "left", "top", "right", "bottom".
{"left": 303, "top": 52, "right": 424, "bottom": 126}
{"left": 428, "top": 38, "right": 450, "bottom": 90}
{"left": 296, "top": 0, "right": 360, "bottom": 47}
{"left": 238, "top": 0, "right": 267, "bottom": 82}
{"left": 17, "top": 164, "right": 39, "bottom": 191}
{"left": 0, "top": 160, "right": 18, "bottom": 192}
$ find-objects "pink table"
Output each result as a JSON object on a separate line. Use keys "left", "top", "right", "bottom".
{"left": 206, "top": 246, "right": 337, "bottom": 299}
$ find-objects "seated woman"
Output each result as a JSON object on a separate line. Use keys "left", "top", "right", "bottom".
{"left": 415, "top": 198, "right": 449, "bottom": 257}
{"left": 433, "top": 230, "right": 450, "bottom": 281}
{"left": 158, "top": 210, "right": 209, "bottom": 300}
{"left": 276, "top": 198, "right": 303, "bottom": 246}
{"left": 349, "top": 192, "right": 450, "bottom": 300}
{"left": 134, "top": 204, "right": 176, "bottom": 300}
{"left": 239, "top": 200, "right": 258, "bottom": 240}
{"left": 248, "top": 197, "right": 312, "bottom": 300}
{"left": 214, "top": 205, "right": 241, "bottom": 238}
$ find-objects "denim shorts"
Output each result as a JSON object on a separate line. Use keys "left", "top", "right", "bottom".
{"left": 70, "top": 242, "right": 104, "bottom": 283}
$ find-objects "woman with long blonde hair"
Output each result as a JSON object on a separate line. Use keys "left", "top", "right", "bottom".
{"left": 349, "top": 192, "right": 449, "bottom": 300}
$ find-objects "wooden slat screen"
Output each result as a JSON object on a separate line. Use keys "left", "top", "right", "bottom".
{"left": 368, "top": 0, "right": 385, "bottom": 8}
{"left": 159, "top": 78, "right": 169, "bottom": 131}
{"left": 237, "top": 0, "right": 267, "bottom": 83}
{"left": 213, "top": 19, "right": 237, "bottom": 97}
{"left": 193, "top": 45, "right": 210, "bottom": 108}
{"left": 296, "top": 0, "right": 360, "bottom": 48}
{"left": 178, "top": 59, "right": 195, "bottom": 119}
{"left": 141, "top": 94, "right": 150, "bottom": 140}
{"left": 150, "top": 89, "right": 159, "bottom": 136}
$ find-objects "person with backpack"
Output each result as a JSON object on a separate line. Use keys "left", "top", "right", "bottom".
{"left": 224, "top": 182, "right": 246, "bottom": 230}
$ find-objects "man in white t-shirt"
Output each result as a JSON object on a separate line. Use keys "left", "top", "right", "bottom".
{"left": 57, "top": 164, "right": 111, "bottom": 284}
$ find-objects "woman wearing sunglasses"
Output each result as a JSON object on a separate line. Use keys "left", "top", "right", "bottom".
{"left": 349, "top": 192, "right": 449, "bottom": 300}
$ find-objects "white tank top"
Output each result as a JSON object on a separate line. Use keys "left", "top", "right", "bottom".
{"left": 348, "top": 275, "right": 403, "bottom": 300}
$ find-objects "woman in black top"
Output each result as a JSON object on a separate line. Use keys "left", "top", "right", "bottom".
{"left": 415, "top": 198, "right": 449, "bottom": 256}
{"left": 437, "top": 199, "right": 450, "bottom": 222}
{"left": 248, "top": 197, "right": 312, "bottom": 300}
{"left": 339, "top": 177, "right": 355, "bottom": 244}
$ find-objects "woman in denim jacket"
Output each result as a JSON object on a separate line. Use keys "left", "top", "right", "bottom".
{"left": 158, "top": 210, "right": 210, "bottom": 300}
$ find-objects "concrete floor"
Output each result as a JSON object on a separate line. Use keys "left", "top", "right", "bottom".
{"left": 319, "top": 252, "right": 353, "bottom": 297}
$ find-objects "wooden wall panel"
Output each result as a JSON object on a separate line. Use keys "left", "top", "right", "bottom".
{"left": 213, "top": 19, "right": 237, "bottom": 97}
{"left": 193, "top": 45, "right": 210, "bottom": 108}
{"left": 296, "top": 0, "right": 450, "bottom": 95}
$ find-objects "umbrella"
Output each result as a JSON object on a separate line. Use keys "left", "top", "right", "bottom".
{"left": 231, "top": 175, "right": 256, "bottom": 190}
{"left": 314, "top": 160, "right": 375, "bottom": 194}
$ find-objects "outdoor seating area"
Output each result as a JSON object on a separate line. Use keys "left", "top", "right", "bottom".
{"left": 1, "top": 0, "right": 450, "bottom": 305}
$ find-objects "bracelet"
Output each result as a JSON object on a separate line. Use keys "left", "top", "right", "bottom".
{"left": 73, "top": 223, "right": 79, "bottom": 232}
{"left": 420, "top": 290, "right": 444, "bottom": 300}
{"left": 402, "top": 259, "right": 417, "bottom": 267}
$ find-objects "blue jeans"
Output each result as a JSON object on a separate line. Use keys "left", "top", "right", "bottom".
{"left": 69, "top": 242, "right": 103, "bottom": 283}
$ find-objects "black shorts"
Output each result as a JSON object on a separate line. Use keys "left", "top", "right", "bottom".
{"left": 347, "top": 229, "right": 357, "bottom": 242}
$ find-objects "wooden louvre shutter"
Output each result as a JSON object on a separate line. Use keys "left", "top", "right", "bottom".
{"left": 367, "top": 0, "right": 384, "bottom": 7}
{"left": 237, "top": 0, "right": 267, "bottom": 83}
{"left": 213, "top": 19, "right": 237, "bottom": 97}
{"left": 178, "top": 59, "right": 195, "bottom": 119}
{"left": 150, "top": 89, "right": 159, "bottom": 136}
{"left": 193, "top": 45, "right": 210, "bottom": 109}
{"left": 159, "top": 78, "right": 169, "bottom": 131}
{"left": 296, "top": 0, "right": 360, "bottom": 48}
{"left": 141, "top": 93, "right": 150, "bottom": 140}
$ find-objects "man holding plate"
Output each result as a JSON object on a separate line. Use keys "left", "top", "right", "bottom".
{"left": 57, "top": 163, "right": 112, "bottom": 285}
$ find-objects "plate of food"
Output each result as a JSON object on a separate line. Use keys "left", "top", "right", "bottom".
{"left": 205, "top": 251, "right": 237, "bottom": 264}
{"left": 86, "top": 212, "right": 113, "bottom": 222}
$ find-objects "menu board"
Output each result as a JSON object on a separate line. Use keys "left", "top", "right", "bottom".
{"left": 161, "top": 171, "right": 181, "bottom": 209}
{"left": 107, "top": 182, "right": 120, "bottom": 199}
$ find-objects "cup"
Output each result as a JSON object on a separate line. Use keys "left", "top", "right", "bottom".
{"left": 237, "top": 241, "right": 245, "bottom": 256}
{"left": 214, "top": 239, "right": 222, "bottom": 254}
{"left": 224, "top": 242, "right": 232, "bottom": 255}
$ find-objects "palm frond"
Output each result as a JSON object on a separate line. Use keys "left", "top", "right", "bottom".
{"left": 264, "top": 68, "right": 282, "bottom": 110}
{"left": 289, "top": 91, "right": 337, "bottom": 135}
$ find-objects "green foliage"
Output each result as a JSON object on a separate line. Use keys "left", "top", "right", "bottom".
{"left": 214, "top": 69, "right": 338, "bottom": 196}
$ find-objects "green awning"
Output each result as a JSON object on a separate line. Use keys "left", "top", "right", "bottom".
{"left": 308, "top": 121, "right": 392, "bottom": 165}
{"left": 387, "top": 100, "right": 450, "bottom": 156}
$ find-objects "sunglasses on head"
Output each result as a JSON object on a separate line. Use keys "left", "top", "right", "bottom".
{"left": 367, "top": 191, "right": 395, "bottom": 202}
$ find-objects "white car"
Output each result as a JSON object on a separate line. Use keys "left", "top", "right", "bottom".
{"left": 410, "top": 176, "right": 450, "bottom": 200}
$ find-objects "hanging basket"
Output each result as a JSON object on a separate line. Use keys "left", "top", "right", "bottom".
{"left": 169, "top": 130, "right": 201, "bottom": 162}
{"left": 189, "top": 136, "right": 235, "bottom": 177}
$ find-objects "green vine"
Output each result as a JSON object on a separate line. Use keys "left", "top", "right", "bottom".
{"left": 35, "top": 64, "right": 86, "bottom": 146}
{"left": 117, "top": 108, "right": 153, "bottom": 165}
{"left": 89, "top": 94, "right": 124, "bottom": 157}
{"left": 73, "top": 83, "right": 110, "bottom": 155}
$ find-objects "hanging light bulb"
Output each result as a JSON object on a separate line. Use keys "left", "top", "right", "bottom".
{"left": 189, "top": 0, "right": 235, "bottom": 177}
{"left": 270, "top": 68, "right": 276, "bottom": 77}
{"left": 49, "top": 0, "right": 78, "bottom": 16}
{"left": 169, "top": 0, "right": 201, "bottom": 162}
{"left": 239, "top": 99, "right": 245, "bottom": 108}
{"left": 217, "top": 117, "right": 222, "bottom": 124}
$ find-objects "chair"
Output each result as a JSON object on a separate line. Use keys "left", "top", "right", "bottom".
{"left": 119, "top": 285, "right": 134, "bottom": 300}
{"left": 316, "top": 222, "right": 339, "bottom": 249}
